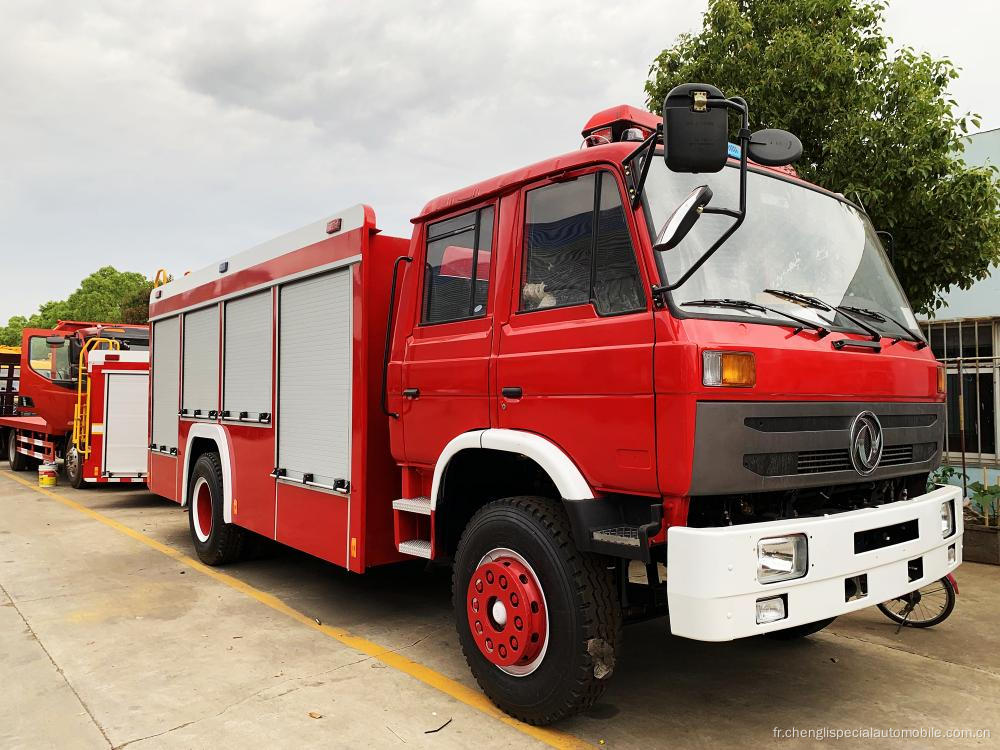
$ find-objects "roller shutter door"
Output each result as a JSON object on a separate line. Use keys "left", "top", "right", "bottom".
{"left": 183, "top": 306, "right": 219, "bottom": 416}
{"left": 103, "top": 372, "right": 150, "bottom": 474}
{"left": 224, "top": 291, "right": 272, "bottom": 420}
{"left": 151, "top": 317, "right": 180, "bottom": 450}
{"left": 278, "top": 269, "right": 352, "bottom": 486}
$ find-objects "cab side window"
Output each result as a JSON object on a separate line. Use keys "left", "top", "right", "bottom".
{"left": 422, "top": 206, "right": 495, "bottom": 324}
{"left": 521, "top": 172, "right": 645, "bottom": 315}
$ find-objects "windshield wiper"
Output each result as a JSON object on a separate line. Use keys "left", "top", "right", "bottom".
{"left": 838, "top": 305, "right": 928, "bottom": 348}
{"left": 682, "top": 298, "right": 830, "bottom": 337}
{"left": 763, "top": 289, "right": 882, "bottom": 342}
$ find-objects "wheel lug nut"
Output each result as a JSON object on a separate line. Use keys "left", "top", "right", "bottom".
{"left": 498, "top": 645, "right": 507, "bottom": 658}
{"left": 485, "top": 571, "right": 494, "bottom": 584}
{"left": 510, "top": 593, "right": 519, "bottom": 607}
{"left": 475, "top": 579, "right": 483, "bottom": 593}
{"left": 499, "top": 575, "right": 507, "bottom": 589}
{"left": 485, "top": 638, "right": 493, "bottom": 652}
{"left": 514, "top": 616, "right": 523, "bottom": 629}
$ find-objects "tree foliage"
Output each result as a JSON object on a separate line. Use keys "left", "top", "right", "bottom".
{"left": 0, "top": 266, "right": 152, "bottom": 346}
{"left": 645, "top": 0, "right": 1000, "bottom": 314}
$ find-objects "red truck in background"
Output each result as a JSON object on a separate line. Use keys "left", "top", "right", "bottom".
{"left": 145, "top": 85, "right": 962, "bottom": 725}
{"left": 1, "top": 320, "right": 150, "bottom": 487}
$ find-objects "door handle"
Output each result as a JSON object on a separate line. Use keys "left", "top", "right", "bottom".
{"left": 501, "top": 387, "right": 522, "bottom": 399}
{"left": 402, "top": 388, "right": 420, "bottom": 399}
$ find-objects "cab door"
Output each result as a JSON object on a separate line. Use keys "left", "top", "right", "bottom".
{"left": 496, "top": 170, "right": 658, "bottom": 495}
{"left": 400, "top": 204, "right": 497, "bottom": 466}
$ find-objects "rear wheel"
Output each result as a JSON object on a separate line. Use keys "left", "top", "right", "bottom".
{"left": 7, "top": 430, "right": 29, "bottom": 472}
{"left": 66, "top": 446, "right": 87, "bottom": 489}
{"left": 453, "top": 496, "right": 620, "bottom": 725}
{"left": 764, "top": 617, "right": 836, "bottom": 640}
{"left": 188, "top": 452, "right": 245, "bottom": 565}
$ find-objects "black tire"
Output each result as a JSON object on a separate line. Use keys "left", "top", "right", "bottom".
{"left": 66, "top": 446, "right": 87, "bottom": 489}
{"left": 877, "top": 576, "right": 956, "bottom": 628}
{"left": 7, "top": 430, "right": 30, "bottom": 472}
{"left": 453, "top": 496, "right": 620, "bottom": 726}
{"left": 187, "top": 452, "right": 245, "bottom": 565}
{"left": 765, "top": 617, "right": 836, "bottom": 640}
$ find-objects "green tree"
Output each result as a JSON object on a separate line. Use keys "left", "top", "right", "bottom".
{"left": 645, "top": 0, "right": 1000, "bottom": 314}
{"left": 0, "top": 266, "right": 152, "bottom": 345}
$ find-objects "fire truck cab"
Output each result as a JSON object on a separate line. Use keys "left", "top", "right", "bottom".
{"left": 2, "top": 321, "right": 150, "bottom": 487}
{"left": 147, "top": 88, "right": 962, "bottom": 725}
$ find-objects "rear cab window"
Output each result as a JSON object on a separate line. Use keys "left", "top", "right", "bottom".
{"left": 421, "top": 206, "right": 495, "bottom": 325}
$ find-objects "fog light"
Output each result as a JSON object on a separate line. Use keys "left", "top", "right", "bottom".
{"left": 941, "top": 500, "right": 955, "bottom": 538}
{"left": 757, "top": 534, "right": 808, "bottom": 583}
{"left": 756, "top": 595, "right": 787, "bottom": 624}
{"left": 703, "top": 351, "right": 755, "bottom": 387}
{"left": 948, "top": 543, "right": 956, "bottom": 563}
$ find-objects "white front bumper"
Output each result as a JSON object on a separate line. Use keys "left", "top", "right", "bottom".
{"left": 666, "top": 485, "right": 963, "bottom": 641}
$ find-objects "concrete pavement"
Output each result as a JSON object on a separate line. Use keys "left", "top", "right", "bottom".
{"left": 1, "top": 467, "right": 998, "bottom": 748}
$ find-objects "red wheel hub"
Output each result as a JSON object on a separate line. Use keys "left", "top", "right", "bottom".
{"left": 467, "top": 556, "right": 547, "bottom": 669}
{"left": 196, "top": 482, "right": 213, "bottom": 537}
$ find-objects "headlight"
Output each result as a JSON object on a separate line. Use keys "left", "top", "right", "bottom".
{"left": 757, "top": 534, "right": 808, "bottom": 583}
{"left": 940, "top": 500, "right": 955, "bottom": 538}
{"left": 703, "top": 350, "right": 755, "bottom": 387}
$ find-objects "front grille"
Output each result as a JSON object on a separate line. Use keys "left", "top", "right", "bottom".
{"left": 797, "top": 449, "right": 851, "bottom": 473}
{"left": 881, "top": 445, "right": 913, "bottom": 466}
{"left": 744, "top": 443, "right": 935, "bottom": 477}
{"left": 744, "top": 413, "right": 937, "bottom": 432}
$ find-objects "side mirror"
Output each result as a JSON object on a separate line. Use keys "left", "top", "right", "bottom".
{"left": 747, "top": 129, "right": 802, "bottom": 167}
{"left": 45, "top": 335, "right": 66, "bottom": 347}
{"left": 663, "top": 83, "right": 729, "bottom": 173}
{"left": 654, "top": 185, "right": 714, "bottom": 251}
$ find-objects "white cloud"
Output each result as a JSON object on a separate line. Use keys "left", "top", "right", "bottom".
{"left": 0, "top": 0, "right": 995, "bottom": 322}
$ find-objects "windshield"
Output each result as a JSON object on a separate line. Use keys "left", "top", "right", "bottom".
{"left": 643, "top": 161, "right": 921, "bottom": 336}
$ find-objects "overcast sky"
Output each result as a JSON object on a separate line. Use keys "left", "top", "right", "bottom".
{"left": 1, "top": 0, "right": 997, "bottom": 323}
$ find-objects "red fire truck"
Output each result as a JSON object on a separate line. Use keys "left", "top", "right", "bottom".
{"left": 147, "top": 86, "right": 962, "bottom": 724}
{"left": 1, "top": 321, "right": 150, "bottom": 487}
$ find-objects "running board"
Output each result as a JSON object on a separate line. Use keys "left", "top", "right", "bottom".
{"left": 394, "top": 496, "right": 433, "bottom": 559}
{"left": 392, "top": 496, "right": 431, "bottom": 515}
{"left": 397, "top": 539, "right": 432, "bottom": 559}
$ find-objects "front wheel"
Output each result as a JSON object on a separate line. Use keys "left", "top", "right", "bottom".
{"left": 877, "top": 576, "right": 956, "bottom": 628}
{"left": 453, "top": 496, "right": 620, "bottom": 726}
{"left": 188, "top": 452, "right": 245, "bottom": 565}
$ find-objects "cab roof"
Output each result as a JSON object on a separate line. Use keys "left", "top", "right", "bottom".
{"left": 414, "top": 104, "right": 809, "bottom": 224}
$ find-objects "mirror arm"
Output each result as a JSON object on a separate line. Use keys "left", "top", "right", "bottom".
{"left": 626, "top": 124, "right": 662, "bottom": 211}
{"left": 701, "top": 206, "right": 740, "bottom": 219}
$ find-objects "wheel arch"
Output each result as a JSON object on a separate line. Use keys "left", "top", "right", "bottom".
{"left": 181, "top": 424, "right": 234, "bottom": 523}
{"left": 432, "top": 429, "right": 594, "bottom": 558}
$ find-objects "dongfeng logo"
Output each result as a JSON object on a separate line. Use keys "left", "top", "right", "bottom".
{"left": 850, "top": 411, "right": 883, "bottom": 475}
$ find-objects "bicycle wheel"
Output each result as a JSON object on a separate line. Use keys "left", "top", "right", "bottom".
{"left": 877, "top": 576, "right": 956, "bottom": 628}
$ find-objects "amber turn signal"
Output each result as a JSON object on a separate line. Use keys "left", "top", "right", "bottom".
{"left": 703, "top": 351, "right": 756, "bottom": 387}
{"left": 937, "top": 365, "right": 946, "bottom": 395}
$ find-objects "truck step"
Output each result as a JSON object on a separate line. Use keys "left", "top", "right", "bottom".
{"left": 398, "top": 539, "right": 432, "bottom": 559}
{"left": 392, "top": 496, "right": 431, "bottom": 515}
{"left": 591, "top": 525, "right": 642, "bottom": 548}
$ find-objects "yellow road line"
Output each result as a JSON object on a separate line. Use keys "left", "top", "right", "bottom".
{"left": 1, "top": 471, "right": 589, "bottom": 749}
